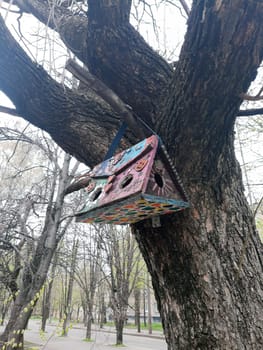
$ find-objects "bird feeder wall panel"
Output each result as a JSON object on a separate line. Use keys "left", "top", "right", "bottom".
{"left": 75, "top": 135, "right": 189, "bottom": 225}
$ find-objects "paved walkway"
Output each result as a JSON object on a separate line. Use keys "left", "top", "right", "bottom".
{"left": 22, "top": 320, "right": 167, "bottom": 350}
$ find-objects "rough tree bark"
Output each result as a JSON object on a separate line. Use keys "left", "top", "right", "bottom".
{"left": 0, "top": 0, "right": 263, "bottom": 349}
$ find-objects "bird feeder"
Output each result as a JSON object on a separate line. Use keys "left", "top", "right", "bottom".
{"left": 75, "top": 135, "right": 189, "bottom": 225}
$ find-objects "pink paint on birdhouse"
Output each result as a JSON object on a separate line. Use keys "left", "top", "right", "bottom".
{"left": 75, "top": 135, "right": 189, "bottom": 225}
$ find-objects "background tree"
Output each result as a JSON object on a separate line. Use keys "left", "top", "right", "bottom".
{"left": 41, "top": 253, "right": 58, "bottom": 332}
{"left": 0, "top": 1, "right": 263, "bottom": 349}
{"left": 134, "top": 284, "right": 141, "bottom": 333}
{"left": 0, "top": 127, "right": 79, "bottom": 349}
{"left": 74, "top": 226, "right": 102, "bottom": 340}
{"left": 61, "top": 236, "right": 79, "bottom": 336}
{"left": 98, "top": 225, "right": 141, "bottom": 345}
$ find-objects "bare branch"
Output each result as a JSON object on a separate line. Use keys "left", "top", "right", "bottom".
{"left": 240, "top": 93, "right": 263, "bottom": 101}
{"left": 3, "top": 0, "right": 89, "bottom": 64}
{"left": 3, "top": 0, "right": 73, "bottom": 29}
{"left": 253, "top": 196, "right": 263, "bottom": 219}
{"left": 0, "top": 105, "right": 20, "bottom": 117}
{"left": 238, "top": 108, "right": 263, "bottom": 117}
{"left": 162, "top": 0, "right": 190, "bottom": 17}
{"left": 179, "top": 0, "right": 190, "bottom": 17}
{"left": 66, "top": 59, "right": 145, "bottom": 139}
{"left": 255, "top": 85, "right": 263, "bottom": 97}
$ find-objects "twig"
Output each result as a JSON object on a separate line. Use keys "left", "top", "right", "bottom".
{"left": 0, "top": 105, "right": 20, "bottom": 117}
{"left": 163, "top": 0, "right": 190, "bottom": 17}
{"left": 238, "top": 108, "right": 263, "bottom": 117}
{"left": 240, "top": 93, "right": 263, "bottom": 101}
{"left": 253, "top": 196, "right": 263, "bottom": 219}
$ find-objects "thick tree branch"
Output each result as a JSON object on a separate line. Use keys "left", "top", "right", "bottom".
{"left": 6, "top": 0, "right": 173, "bottom": 127}
{"left": 0, "top": 14, "right": 122, "bottom": 166}
{"left": 157, "top": 0, "right": 263, "bottom": 179}
{"left": 86, "top": 0, "right": 173, "bottom": 125}
{"left": 88, "top": 0, "right": 132, "bottom": 25}
{"left": 179, "top": 0, "right": 190, "bottom": 16}
{"left": 66, "top": 59, "right": 145, "bottom": 139}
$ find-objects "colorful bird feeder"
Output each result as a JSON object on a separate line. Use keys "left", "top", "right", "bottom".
{"left": 75, "top": 135, "right": 189, "bottom": 225}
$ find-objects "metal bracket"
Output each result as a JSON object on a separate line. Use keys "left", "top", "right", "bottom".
{"left": 152, "top": 215, "right": 161, "bottom": 228}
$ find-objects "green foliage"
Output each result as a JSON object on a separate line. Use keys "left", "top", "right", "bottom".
{"left": 111, "top": 344, "right": 126, "bottom": 348}
{"left": 126, "top": 322, "right": 163, "bottom": 332}
{"left": 39, "top": 329, "right": 47, "bottom": 342}
{"left": 105, "top": 322, "right": 163, "bottom": 332}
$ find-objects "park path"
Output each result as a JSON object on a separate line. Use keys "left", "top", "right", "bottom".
{"left": 23, "top": 320, "right": 167, "bottom": 350}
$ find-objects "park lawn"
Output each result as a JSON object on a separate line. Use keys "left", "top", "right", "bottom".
{"left": 105, "top": 322, "right": 163, "bottom": 332}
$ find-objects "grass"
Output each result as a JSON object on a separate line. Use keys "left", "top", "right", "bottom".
{"left": 82, "top": 338, "right": 93, "bottom": 342}
{"left": 30, "top": 315, "right": 42, "bottom": 320}
{"left": 111, "top": 344, "right": 126, "bottom": 347}
{"left": 24, "top": 341, "right": 40, "bottom": 350}
{"left": 105, "top": 322, "right": 163, "bottom": 332}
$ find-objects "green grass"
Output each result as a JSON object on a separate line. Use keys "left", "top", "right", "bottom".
{"left": 24, "top": 341, "right": 40, "bottom": 350}
{"left": 30, "top": 315, "right": 42, "bottom": 320}
{"left": 105, "top": 322, "right": 163, "bottom": 332}
{"left": 82, "top": 338, "right": 93, "bottom": 342}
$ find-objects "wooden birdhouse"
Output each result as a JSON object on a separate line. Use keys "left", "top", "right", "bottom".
{"left": 75, "top": 135, "right": 189, "bottom": 225}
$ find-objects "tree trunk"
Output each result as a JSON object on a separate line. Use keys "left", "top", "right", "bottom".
{"left": 115, "top": 318, "right": 124, "bottom": 346}
{"left": 41, "top": 288, "right": 49, "bottom": 333}
{"left": 147, "top": 273, "right": 152, "bottom": 335}
{"left": 62, "top": 239, "right": 78, "bottom": 337}
{"left": 76, "top": 304, "right": 80, "bottom": 323}
{"left": 41, "top": 254, "right": 57, "bottom": 332}
{"left": 143, "top": 288, "right": 147, "bottom": 327}
{"left": 3, "top": 303, "right": 33, "bottom": 350}
{"left": 85, "top": 299, "right": 94, "bottom": 340}
{"left": 0, "top": 293, "right": 10, "bottom": 326}
{"left": 85, "top": 313, "right": 92, "bottom": 340}
{"left": 81, "top": 296, "right": 87, "bottom": 326}
{"left": 134, "top": 287, "right": 141, "bottom": 333}
{"left": 133, "top": 136, "right": 263, "bottom": 349}
{"left": 99, "top": 293, "right": 106, "bottom": 328}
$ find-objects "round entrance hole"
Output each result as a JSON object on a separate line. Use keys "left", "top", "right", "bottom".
{"left": 91, "top": 188, "right": 102, "bottom": 201}
{"left": 154, "top": 173, "right": 164, "bottom": 188}
{"left": 120, "top": 174, "right": 133, "bottom": 189}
